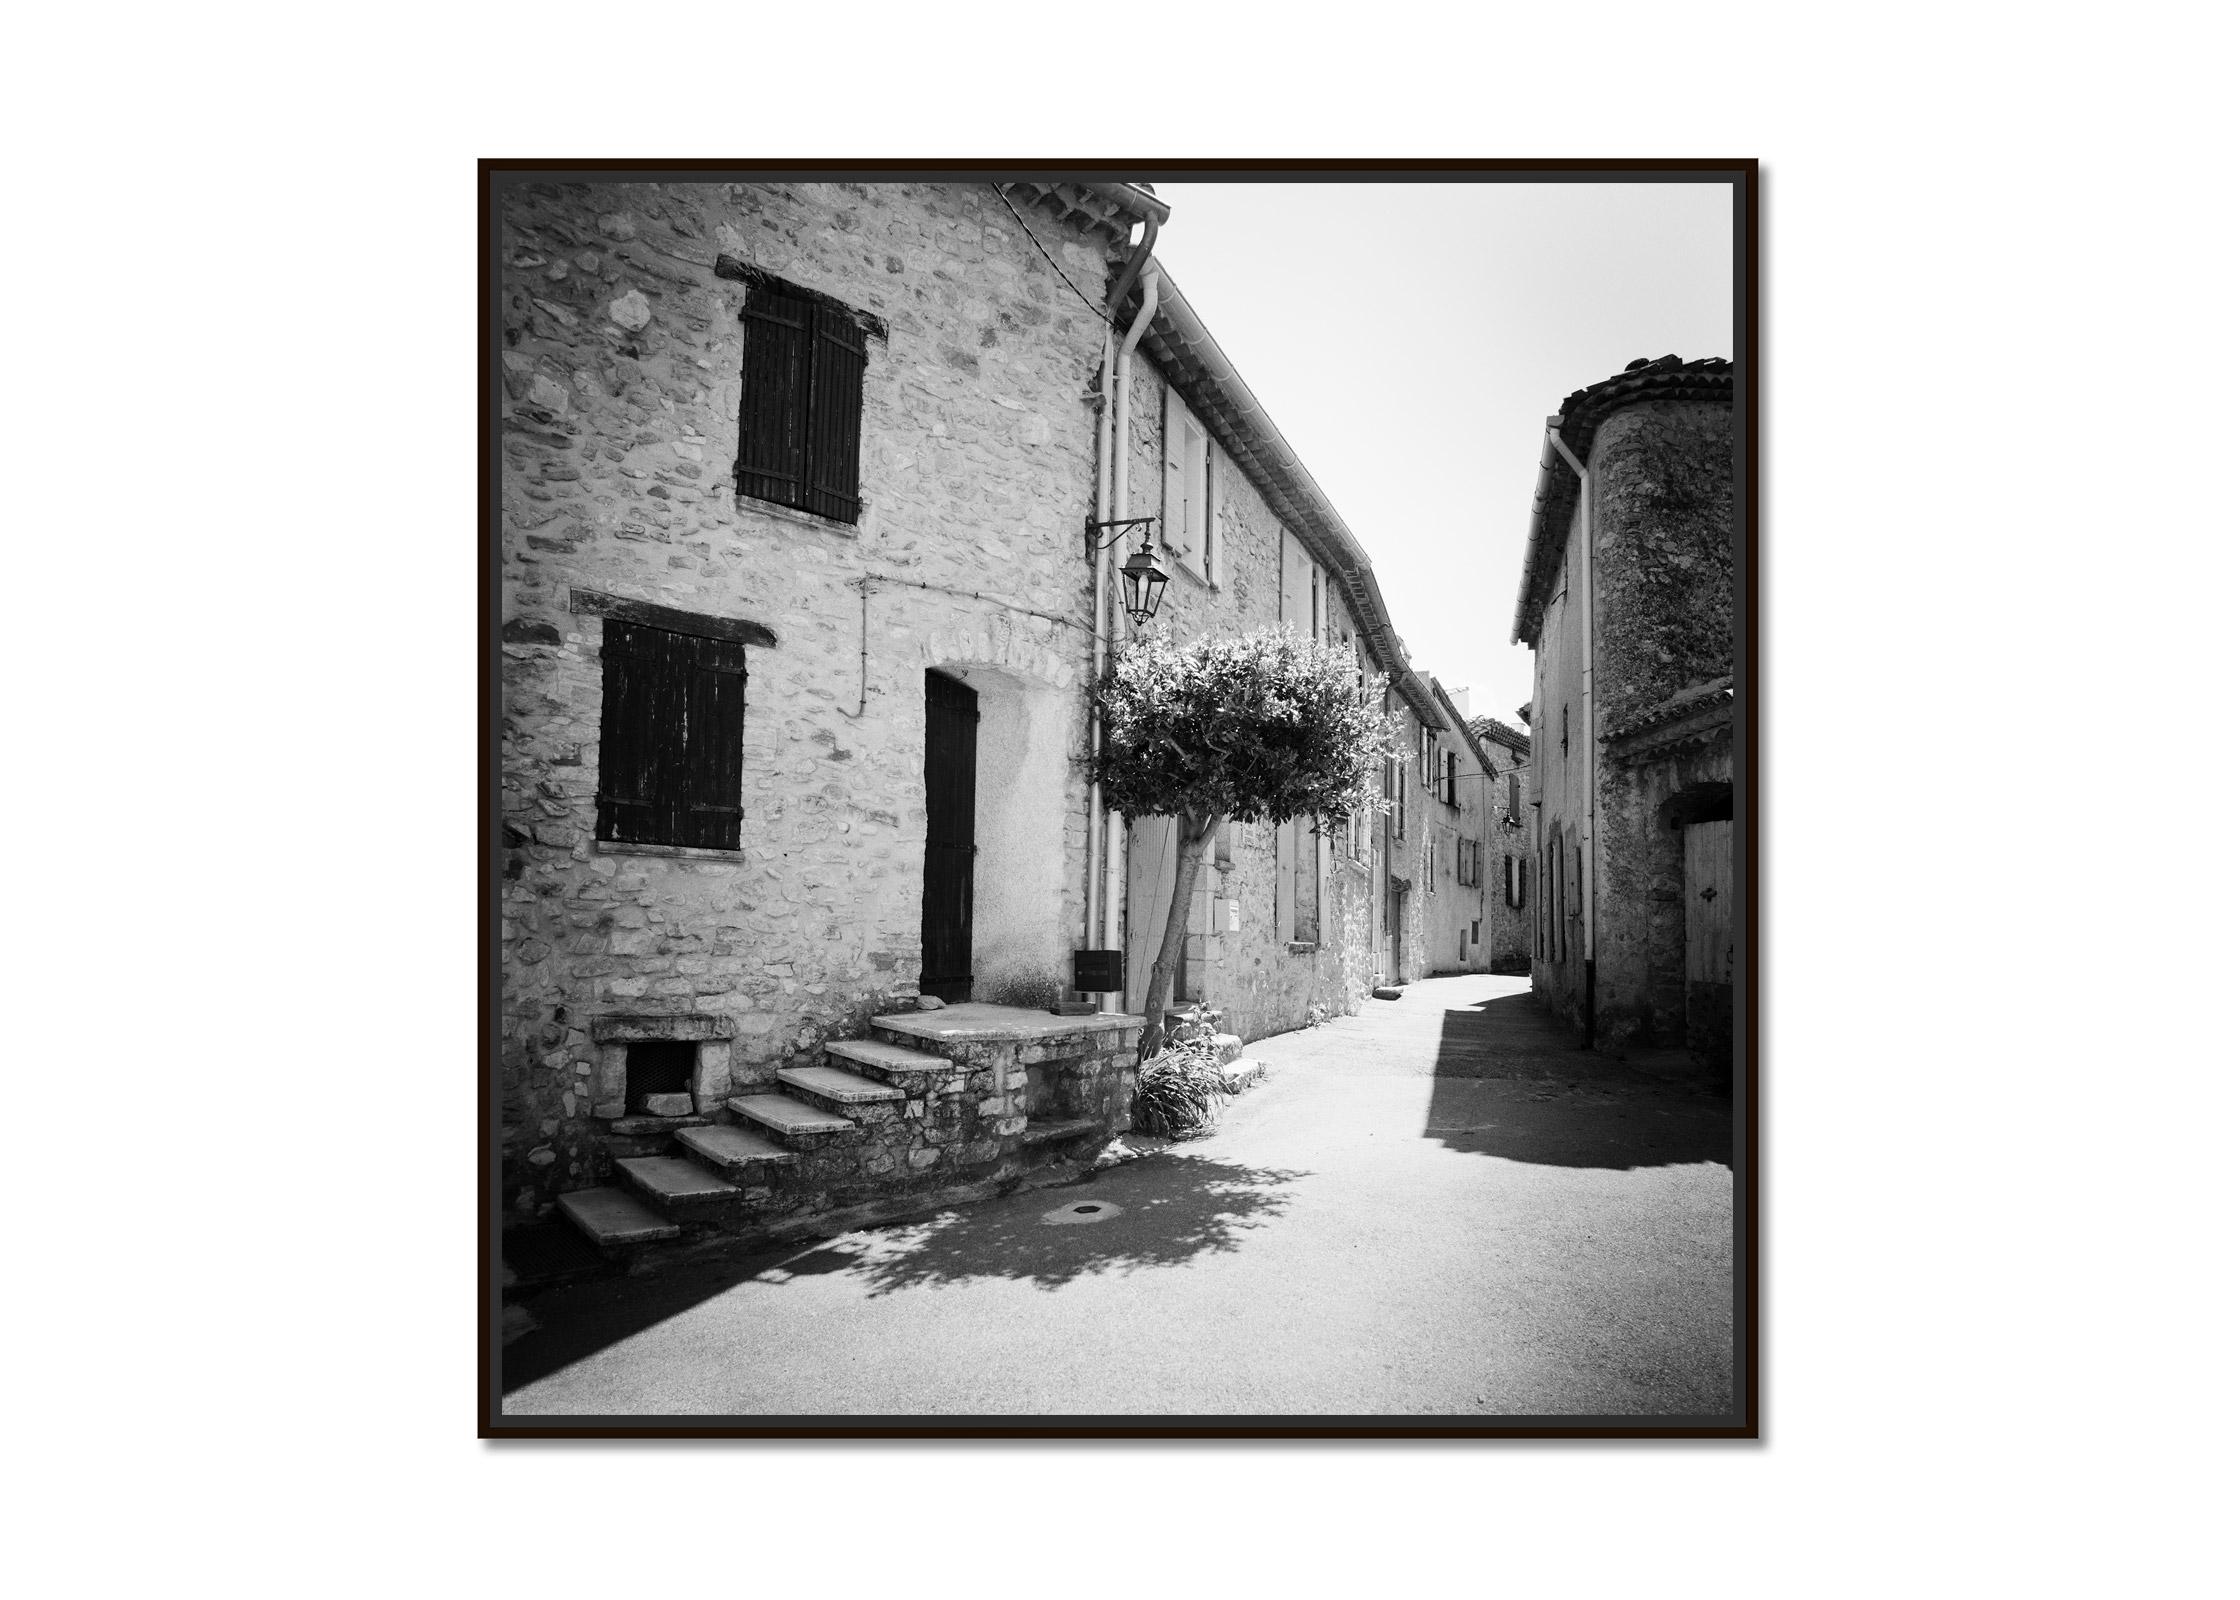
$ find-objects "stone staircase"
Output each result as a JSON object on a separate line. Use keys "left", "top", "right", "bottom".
{"left": 554, "top": 1004, "right": 1143, "bottom": 1259}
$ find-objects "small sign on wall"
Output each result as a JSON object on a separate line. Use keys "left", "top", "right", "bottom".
{"left": 1227, "top": 899, "right": 1240, "bottom": 932}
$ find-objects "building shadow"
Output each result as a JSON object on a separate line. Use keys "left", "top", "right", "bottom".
{"left": 501, "top": 1154, "right": 1307, "bottom": 1394}
{"left": 1422, "top": 992, "right": 1732, "bottom": 1171}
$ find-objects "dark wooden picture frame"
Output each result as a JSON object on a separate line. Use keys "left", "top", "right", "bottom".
{"left": 481, "top": 159, "right": 1758, "bottom": 1439}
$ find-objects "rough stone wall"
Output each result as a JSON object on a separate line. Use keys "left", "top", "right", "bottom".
{"left": 1595, "top": 730, "right": 1732, "bottom": 1053}
{"left": 1590, "top": 400, "right": 1734, "bottom": 731}
{"left": 498, "top": 179, "right": 1120, "bottom": 1210}
{"left": 1528, "top": 501, "right": 1590, "bottom": 1026}
{"left": 1111, "top": 356, "right": 1373, "bottom": 1042}
{"left": 1584, "top": 396, "right": 1733, "bottom": 1050}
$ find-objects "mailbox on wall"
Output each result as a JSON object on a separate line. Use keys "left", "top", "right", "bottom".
{"left": 1072, "top": 949, "right": 1125, "bottom": 995}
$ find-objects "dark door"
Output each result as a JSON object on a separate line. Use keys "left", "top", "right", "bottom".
{"left": 920, "top": 670, "right": 979, "bottom": 1002}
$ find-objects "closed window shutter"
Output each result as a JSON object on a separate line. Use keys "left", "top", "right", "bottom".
{"left": 1205, "top": 450, "right": 1223, "bottom": 587}
{"left": 597, "top": 621, "right": 747, "bottom": 850}
{"left": 737, "top": 285, "right": 812, "bottom": 507}
{"left": 804, "top": 303, "right": 867, "bottom": 524}
{"left": 680, "top": 633, "right": 748, "bottom": 849}
{"left": 1162, "top": 384, "right": 1186, "bottom": 553}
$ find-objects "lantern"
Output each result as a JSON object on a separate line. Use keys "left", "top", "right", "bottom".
{"left": 1119, "top": 540, "right": 1169, "bottom": 626}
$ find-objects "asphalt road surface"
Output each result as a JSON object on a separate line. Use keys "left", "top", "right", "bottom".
{"left": 502, "top": 973, "right": 1736, "bottom": 1419}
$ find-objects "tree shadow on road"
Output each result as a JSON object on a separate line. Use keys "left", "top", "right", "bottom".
{"left": 807, "top": 1155, "right": 1310, "bottom": 1297}
{"left": 502, "top": 1156, "right": 1309, "bottom": 1393}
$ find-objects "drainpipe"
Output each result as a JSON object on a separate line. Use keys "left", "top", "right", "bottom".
{"left": 1086, "top": 318, "right": 1115, "bottom": 954}
{"left": 1546, "top": 421, "right": 1596, "bottom": 1044}
{"left": 1088, "top": 230, "right": 1173, "bottom": 1008}
{"left": 1099, "top": 267, "right": 1159, "bottom": 1002}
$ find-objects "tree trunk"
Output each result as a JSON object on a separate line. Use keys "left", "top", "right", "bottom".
{"left": 1137, "top": 810, "right": 1221, "bottom": 1062}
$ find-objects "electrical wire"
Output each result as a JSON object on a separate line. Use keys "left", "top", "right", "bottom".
{"left": 988, "top": 184, "right": 1109, "bottom": 320}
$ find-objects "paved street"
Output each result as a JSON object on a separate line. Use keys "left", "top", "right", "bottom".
{"left": 501, "top": 974, "right": 1734, "bottom": 1418}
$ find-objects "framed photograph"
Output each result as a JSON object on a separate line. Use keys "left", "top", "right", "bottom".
{"left": 482, "top": 160, "right": 1755, "bottom": 1437}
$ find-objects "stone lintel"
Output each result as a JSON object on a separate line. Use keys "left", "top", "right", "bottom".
{"left": 590, "top": 1013, "right": 737, "bottom": 1043}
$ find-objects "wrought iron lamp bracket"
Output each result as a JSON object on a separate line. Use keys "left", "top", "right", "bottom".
{"left": 1084, "top": 515, "right": 1159, "bottom": 560}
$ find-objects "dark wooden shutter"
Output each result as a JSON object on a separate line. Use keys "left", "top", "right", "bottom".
{"left": 597, "top": 621, "right": 747, "bottom": 850}
{"left": 737, "top": 284, "right": 813, "bottom": 509}
{"left": 805, "top": 302, "right": 867, "bottom": 523}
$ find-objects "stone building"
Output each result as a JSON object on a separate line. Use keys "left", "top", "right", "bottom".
{"left": 1406, "top": 677, "right": 1531, "bottom": 977}
{"left": 1103, "top": 264, "right": 1447, "bottom": 1035}
{"left": 495, "top": 177, "right": 1450, "bottom": 1252}
{"left": 1471, "top": 714, "right": 1536, "bottom": 971}
{"left": 1513, "top": 355, "right": 1735, "bottom": 1058}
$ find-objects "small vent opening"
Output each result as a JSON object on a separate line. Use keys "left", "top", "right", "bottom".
{"left": 625, "top": 1040, "right": 696, "bottom": 1112}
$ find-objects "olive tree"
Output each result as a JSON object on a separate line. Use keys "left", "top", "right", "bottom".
{"left": 1093, "top": 625, "right": 1402, "bottom": 1060}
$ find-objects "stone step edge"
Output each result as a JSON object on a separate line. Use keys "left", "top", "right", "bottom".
{"left": 823, "top": 1038, "right": 958, "bottom": 1078}
{"left": 674, "top": 1123, "right": 798, "bottom": 1173}
{"left": 775, "top": 1064, "right": 907, "bottom": 1105}
{"left": 613, "top": 1155, "right": 741, "bottom": 1206}
{"left": 727, "top": 1094, "right": 859, "bottom": 1137}
{"left": 1018, "top": 1116, "right": 1106, "bottom": 1146}
{"left": 556, "top": 1186, "right": 680, "bottom": 1249}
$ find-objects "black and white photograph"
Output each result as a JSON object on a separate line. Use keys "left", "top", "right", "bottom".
{"left": 14, "top": 1, "right": 2239, "bottom": 1590}
{"left": 483, "top": 164, "right": 1754, "bottom": 1432}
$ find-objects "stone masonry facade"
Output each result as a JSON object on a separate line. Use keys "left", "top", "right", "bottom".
{"left": 498, "top": 179, "right": 1128, "bottom": 1211}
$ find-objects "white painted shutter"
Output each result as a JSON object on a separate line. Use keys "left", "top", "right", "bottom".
{"left": 1205, "top": 450, "right": 1223, "bottom": 588}
{"left": 1162, "top": 384, "right": 1185, "bottom": 553}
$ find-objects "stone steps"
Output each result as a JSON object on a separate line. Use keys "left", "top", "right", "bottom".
{"left": 674, "top": 1123, "right": 796, "bottom": 1177}
{"left": 776, "top": 1063, "right": 906, "bottom": 1113}
{"left": 727, "top": 1093, "right": 859, "bottom": 1139}
{"left": 614, "top": 1155, "right": 740, "bottom": 1209}
{"left": 1019, "top": 1116, "right": 1104, "bottom": 1146}
{"left": 547, "top": 1010, "right": 1146, "bottom": 1260}
{"left": 556, "top": 1186, "right": 680, "bottom": 1249}
{"left": 823, "top": 1037, "right": 960, "bottom": 1090}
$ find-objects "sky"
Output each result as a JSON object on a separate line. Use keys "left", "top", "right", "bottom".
{"left": 1145, "top": 181, "right": 1733, "bottom": 730}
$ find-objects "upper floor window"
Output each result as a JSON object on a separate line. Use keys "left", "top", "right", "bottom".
{"left": 734, "top": 277, "right": 868, "bottom": 524}
{"left": 1163, "top": 387, "right": 1220, "bottom": 583}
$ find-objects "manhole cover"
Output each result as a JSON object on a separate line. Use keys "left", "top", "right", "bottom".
{"left": 1041, "top": 1198, "right": 1123, "bottom": 1225}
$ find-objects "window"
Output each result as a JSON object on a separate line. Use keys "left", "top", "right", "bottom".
{"left": 1291, "top": 817, "right": 1320, "bottom": 943}
{"left": 596, "top": 619, "right": 747, "bottom": 850}
{"left": 1162, "top": 388, "right": 1219, "bottom": 581}
{"left": 1441, "top": 750, "right": 1459, "bottom": 808}
{"left": 1506, "top": 770, "right": 1521, "bottom": 824}
{"left": 735, "top": 277, "right": 869, "bottom": 523}
{"left": 1457, "top": 837, "right": 1480, "bottom": 888}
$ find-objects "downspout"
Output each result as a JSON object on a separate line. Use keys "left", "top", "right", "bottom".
{"left": 1546, "top": 421, "right": 1596, "bottom": 1044}
{"left": 1091, "top": 254, "right": 1160, "bottom": 1010}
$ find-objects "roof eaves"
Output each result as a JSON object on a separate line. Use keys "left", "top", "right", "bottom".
{"left": 1128, "top": 263, "right": 1435, "bottom": 724}
{"left": 1513, "top": 355, "right": 1736, "bottom": 646}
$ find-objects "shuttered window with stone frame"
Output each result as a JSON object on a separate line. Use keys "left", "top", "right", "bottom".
{"left": 735, "top": 277, "right": 868, "bottom": 524}
{"left": 595, "top": 619, "right": 747, "bottom": 851}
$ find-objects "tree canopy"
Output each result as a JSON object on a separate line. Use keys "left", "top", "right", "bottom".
{"left": 1093, "top": 626, "right": 1399, "bottom": 829}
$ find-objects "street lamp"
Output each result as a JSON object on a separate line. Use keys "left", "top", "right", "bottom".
{"left": 1086, "top": 515, "right": 1170, "bottom": 627}
{"left": 1119, "top": 536, "right": 1169, "bottom": 626}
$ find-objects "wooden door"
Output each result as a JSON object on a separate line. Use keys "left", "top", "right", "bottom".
{"left": 1684, "top": 819, "right": 1734, "bottom": 987}
{"left": 920, "top": 670, "right": 979, "bottom": 1002}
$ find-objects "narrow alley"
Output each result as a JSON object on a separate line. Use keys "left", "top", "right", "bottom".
{"left": 502, "top": 974, "right": 1734, "bottom": 1419}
